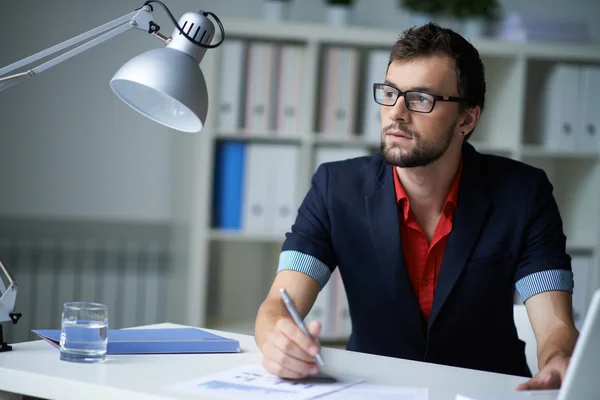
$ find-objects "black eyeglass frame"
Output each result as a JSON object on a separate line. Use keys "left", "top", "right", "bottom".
{"left": 372, "top": 82, "right": 465, "bottom": 113}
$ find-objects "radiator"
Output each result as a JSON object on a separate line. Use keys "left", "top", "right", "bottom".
{"left": 0, "top": 218, "right": 172, "bottom": 344}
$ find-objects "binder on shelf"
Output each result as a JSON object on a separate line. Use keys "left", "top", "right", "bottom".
{"left": 304, "top": 275, "right": 335, "bottom": 339}
{"left": 540, "top": 64, "right": 579, "bottom": 151}
{"left": 572, "top": 255, "right": 591, "bottom": 331}
{"left": 318, "top": 47, "right": 360, "bottom": 136}
{"left": 243, "top": 41, "right": 276, "bottom": 133}
{"left": 577, "top": 66, "right": 600, "bottom": 152}
{"left": 275, "top": 45, "right": 304, "bottom": 135}
{"left": 212, "top": 141, "right": 246, "bottom": 230}
{"left": 331, "top": 268, "right": 352, "bottom": 338}
{"left": 242, "top": 144, "right": 273, "bottom": 233}
{"left": 314, "top": 147, "right": 370, "bottom": 173}
{"left": 361, "top": 50, "right": 389, "bottom": 141}
{"left": 271, "top": 144, "right": 300, "bottom": 234}
{"left": 216, "top": 39, "right": 246, "bottom": 132}
{"left": 32, "top": 327, "right": 241, "bottom": 355}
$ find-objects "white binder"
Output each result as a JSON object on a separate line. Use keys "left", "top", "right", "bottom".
{"left": 540, "top": 64, "right": 579, "bottom": 151}
{"left": 319, "top": 47, "right": 341, "bottom": 135}
{"left": 242, "top": 144, "right": 272, "bottom": 233}
{"left": 361, "top": 50, "right": 389, "bottom": 141}
{"left": 577, "top": 66, "right": 600, "bottom": 152}
{"left": 275, "top": 45, "right": 304, "bottom": 135}
{"left": 572, "top": 255, "right": 591, "bottom": 331}
{"left": 319, "top": 47, "right": 359, "bottom": 136}
{"left": 314, "top": 147, "right": 370, "bottom": 172}
{"left": 304, "top": 276, "right": 336, "bottom": 339}
{"left": 216, "top": 40, "right": 246, "bottom": 132}
{"left": 271, "top": 145, "right": 300, "bottom": 234}
{"left": 243, "top": 42, "right": 276, "bottom": 133}
{"left": 332, "top": 269, "right": 352, "bottom": 338}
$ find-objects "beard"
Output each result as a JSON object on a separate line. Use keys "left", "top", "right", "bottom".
{"left": 380, "top": 123, "right": 455, "bottom": 168}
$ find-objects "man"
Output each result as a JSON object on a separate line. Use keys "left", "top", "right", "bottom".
{"left": 253, "top": 23, "right": 579, "bottom": 391}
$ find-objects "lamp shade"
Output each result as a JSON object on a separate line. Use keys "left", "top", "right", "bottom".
{"left": 110, "top": 47, "right": 208, "bottom": 133}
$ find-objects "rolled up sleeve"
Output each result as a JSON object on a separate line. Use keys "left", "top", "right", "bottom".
{"left": 278, "top": 164, "right": 338, "bottom": 290}
{"left": 514, "top": 169, "right": 573, "bottom": 303}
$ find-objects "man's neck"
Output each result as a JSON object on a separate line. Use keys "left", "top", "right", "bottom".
{"left": 396, "top": 147, "right": 462, "bottom": 216}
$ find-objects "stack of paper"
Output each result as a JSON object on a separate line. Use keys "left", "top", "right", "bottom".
{"left": 167, "top": 364, "right": 429, "bottom": 399}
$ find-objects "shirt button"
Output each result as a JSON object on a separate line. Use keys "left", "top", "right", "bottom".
{"left": 422, "top": 279, "right": 429, "bottom": 286}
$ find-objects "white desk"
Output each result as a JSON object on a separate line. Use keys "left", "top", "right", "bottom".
{"left": 0, "top": 323, "right": 527, "bottom": 400}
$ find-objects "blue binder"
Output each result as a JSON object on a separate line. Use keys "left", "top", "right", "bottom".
{"left": 212, "top": 141, "right": 246, "bottom": 229}
{"left": 32, "top": 327, "right": 241, "bottom": 355}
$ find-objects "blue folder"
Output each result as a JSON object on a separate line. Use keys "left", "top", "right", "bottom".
{"left": 32, "top": 327, "right": 241, "bottom": 355}
{"left": 212, "top": 141, "right": 246, "bottom": 229}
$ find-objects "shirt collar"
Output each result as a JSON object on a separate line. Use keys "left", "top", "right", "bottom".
{"left": 393, "top": 155, "right": 463, "bottom": 221}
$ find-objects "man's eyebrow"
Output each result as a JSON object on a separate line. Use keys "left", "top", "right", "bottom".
{"left": 382, "top": 81, "right": 438, "bottom": 93}
{"left": 408, "top": 86, "right": 437, "bottom": 93}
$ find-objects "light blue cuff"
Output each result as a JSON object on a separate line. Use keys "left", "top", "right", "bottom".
{"left": 516, "top": 269, "right": 574, "bottom": 303}
{"left": 277, "top": 250, "right": 331, "bottom": 290}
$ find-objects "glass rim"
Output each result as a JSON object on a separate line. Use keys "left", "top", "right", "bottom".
{"left": 63, "top": 301, "right": 107, "bottom": 311}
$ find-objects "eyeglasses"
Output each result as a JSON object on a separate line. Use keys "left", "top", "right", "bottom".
{"left": 373, "top": 83, "right": 464, "bottom": 113}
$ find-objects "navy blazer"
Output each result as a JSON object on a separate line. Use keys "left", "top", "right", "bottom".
{"left": 278, "top": 142, "right": 574, "bottom": 377}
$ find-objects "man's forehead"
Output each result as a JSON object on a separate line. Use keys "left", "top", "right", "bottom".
{"left": 385, "top": 56, "right": 456, "bottom": 91}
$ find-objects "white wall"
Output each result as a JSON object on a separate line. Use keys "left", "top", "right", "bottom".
{"left": 0, "top": 0, "right": 598, "bottom": 222}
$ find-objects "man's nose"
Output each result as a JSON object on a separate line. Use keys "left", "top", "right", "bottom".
{"left": 388, "top": 95, "right": 410, "bottom": 121}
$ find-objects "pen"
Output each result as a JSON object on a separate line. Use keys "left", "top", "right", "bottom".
{"left": 279, "top": 287, "right": 325, "bottom": 367}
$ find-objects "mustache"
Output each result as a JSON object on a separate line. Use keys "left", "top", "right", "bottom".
{"left": 383, "top": 124, "right": 418, "bottom": 137}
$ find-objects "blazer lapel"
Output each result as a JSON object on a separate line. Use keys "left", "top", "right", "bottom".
{"left": 365, "top": 156, "right": 425, "bottom": 339}
{"left": 427, "top": 143, "right": 490, "bottom": 331}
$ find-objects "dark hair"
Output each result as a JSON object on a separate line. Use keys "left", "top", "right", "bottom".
{"left": 389, "top": 22, "right": 485, "bottom": 141}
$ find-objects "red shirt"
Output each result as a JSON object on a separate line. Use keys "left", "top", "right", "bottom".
{"left": 392, "top": 159, "right": 463, "bottom": 321}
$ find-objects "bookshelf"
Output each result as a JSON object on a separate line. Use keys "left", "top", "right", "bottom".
{"left": 172, "top": 17, "right": 600, "bottom": 344}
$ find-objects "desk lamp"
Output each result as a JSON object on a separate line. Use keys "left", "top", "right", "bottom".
{"left": 0, "top": 0, "right": 225, "bottom": 351}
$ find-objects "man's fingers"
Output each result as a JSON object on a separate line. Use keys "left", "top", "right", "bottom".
{"left": 277, "top": 319, "right": 321, "bottom": 360}
{"left": 516, "top": 379, "right": 534, "bottom": 391}
{"left": 264, "top": 344, "right": 318, "bottom": 377}
{"left": 261, "top": 356, "right": 308, "bottom": 380}
{"left": 516, "top": 372, "right": 561, "bottom": 391}
{"left": 307, "top": 320, "right": 322, "bottom": 338}
{"left": 270, "top": 330, "right": 317, "bottom": 364}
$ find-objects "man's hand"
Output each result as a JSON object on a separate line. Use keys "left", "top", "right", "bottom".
{"left": 516, "top": 355, "right": 570, "bottom": 391}
{"left": 260, "top": 318, "right": 322, "bottom": 379}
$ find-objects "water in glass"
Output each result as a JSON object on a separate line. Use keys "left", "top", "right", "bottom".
{"left": 60, "top": 302, "right": 108, "bottom": 363}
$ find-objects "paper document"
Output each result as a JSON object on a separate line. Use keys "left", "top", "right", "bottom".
{"left": 167, "top": 364, "right": 364, "bottom": 399}
{"left": 321, "top": 383, "right": 429, "bottom": 399}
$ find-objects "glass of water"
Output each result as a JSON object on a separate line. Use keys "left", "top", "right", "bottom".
{"left": 60, "top": 302, "right": 108, "bottom": 363}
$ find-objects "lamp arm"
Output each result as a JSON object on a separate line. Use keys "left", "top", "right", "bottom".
{"left": 0, "top": 6, "right": 157, "bottom": 93}
{"left": 0, "top": 258, "right": 19, "bottom": 325}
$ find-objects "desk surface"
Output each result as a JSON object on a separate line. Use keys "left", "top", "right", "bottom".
{"left": 0, "top": 323, "right": 528, "bottom": 400}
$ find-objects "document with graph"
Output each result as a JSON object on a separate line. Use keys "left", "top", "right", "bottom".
{"left": 167, "top": 364, "right": 363, "bottom": 399}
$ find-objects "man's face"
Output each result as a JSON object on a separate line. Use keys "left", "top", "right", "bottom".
{"left": 380, "top": 55, "right": 462, "bottom": 168}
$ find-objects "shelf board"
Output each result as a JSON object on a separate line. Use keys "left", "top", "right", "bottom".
{"left": 210, "top": 229, "right": 287, "bottom": 243}
{"left": 468, "top": 141, "right": 515, "bottom": 154}
{"left": 215, "top": 130, "right": 305, "bottom": 143}
{"left": 567, "top": 240, "right": 597, "bottom": 253}
{"left": 220, "top": 18, "right": 600, "bottom": 62}
{"left": 312, "top": 136, "right": 515, "bottom": 154}
{"left": 521, "top": 145, "right": 600, "bottom": 159}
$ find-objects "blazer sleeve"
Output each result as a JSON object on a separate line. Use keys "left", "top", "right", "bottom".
{"left": 277, "top": 164, "right": 339, "bottom": 289}
{"left": 514, "top": 169, "right": 574, "bottom": 302}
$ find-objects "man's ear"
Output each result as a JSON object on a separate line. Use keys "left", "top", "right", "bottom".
{"left": 457, "top": 105, "right": 481, "bottom": 135}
